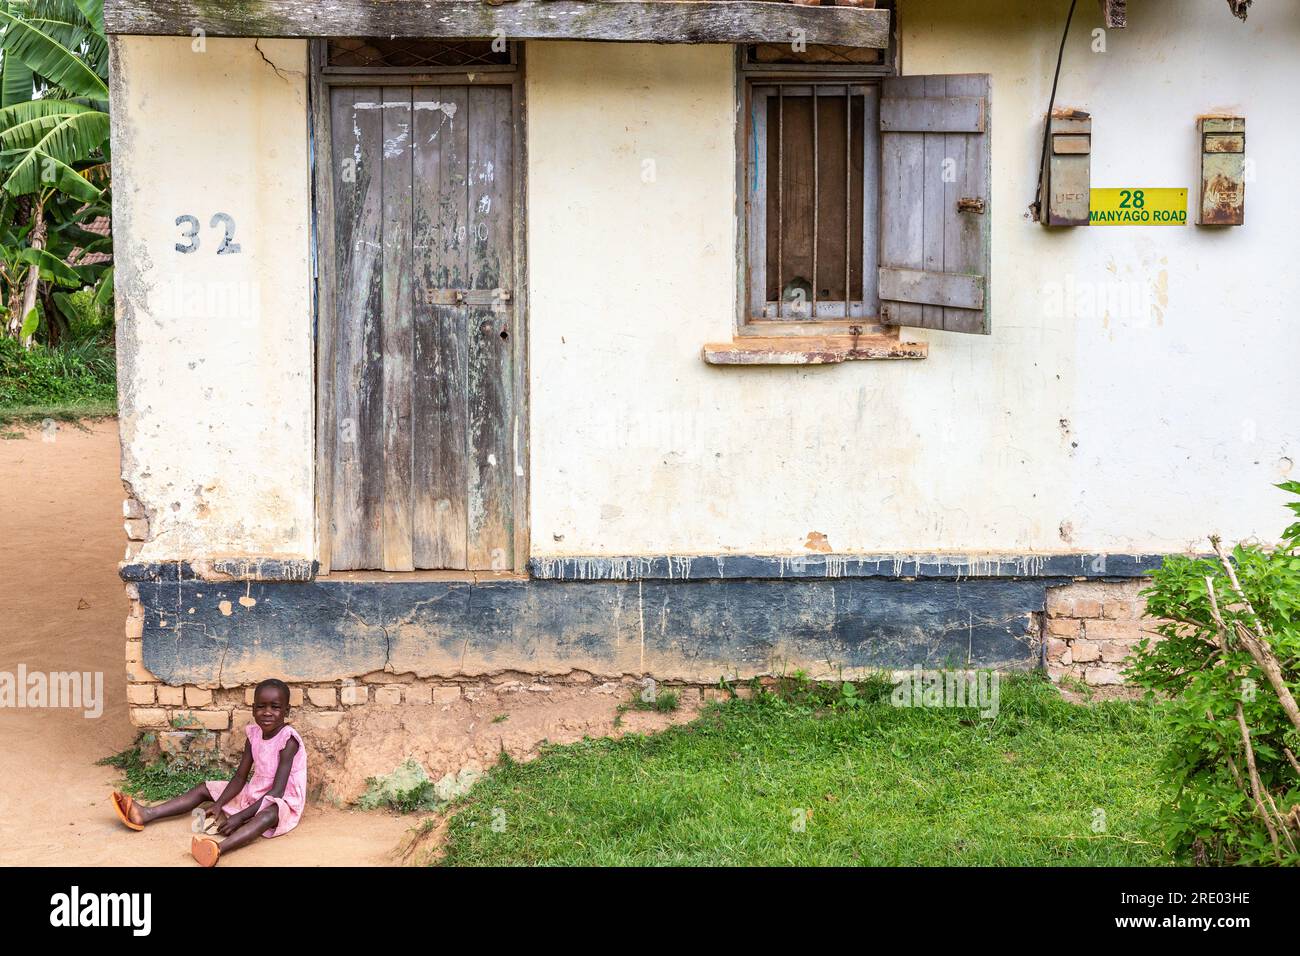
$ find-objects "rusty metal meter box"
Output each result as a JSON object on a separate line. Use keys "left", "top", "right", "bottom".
{"left": 1040, "top": 109, "right": 1091, "bottom": 227}
{"left": 1197, "top": 116, "right": 1245, "bottom": 226}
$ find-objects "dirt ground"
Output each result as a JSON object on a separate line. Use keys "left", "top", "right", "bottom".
{"left": 0, "top": 420, "right": 415, "bottom": 866}
{"left": 0, "top": 418, "right": 700, "bottom": 866}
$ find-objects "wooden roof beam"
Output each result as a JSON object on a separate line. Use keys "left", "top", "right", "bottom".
{"left": 103, "top": 0, "right": 892, "bottom": 48}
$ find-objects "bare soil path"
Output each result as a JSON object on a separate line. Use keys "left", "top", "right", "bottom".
{"left": 0, "top": 420, "right": 414, "bottom": 866}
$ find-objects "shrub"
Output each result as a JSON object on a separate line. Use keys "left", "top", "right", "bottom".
{"left": 1129, "top": 483, "right": 1300, "bottom": 865}
{"left": 0, "top": 335, "right": 115, "bottom": 407}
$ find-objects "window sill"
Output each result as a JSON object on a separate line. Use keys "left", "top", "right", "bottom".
{"left": 701, "top": 335, "right": 927, "bottom": 366}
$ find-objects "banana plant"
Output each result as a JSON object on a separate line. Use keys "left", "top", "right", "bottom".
{"left": 0, "top": 0, "right": 110, "bottom": 346}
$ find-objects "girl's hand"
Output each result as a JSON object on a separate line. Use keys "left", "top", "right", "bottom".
{"left": 217, "top": 809, "right": 248, "bottom": 836}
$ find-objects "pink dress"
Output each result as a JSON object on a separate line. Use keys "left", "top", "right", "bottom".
{"left": 204, "top": 723, "right": 307, "bottom": 838}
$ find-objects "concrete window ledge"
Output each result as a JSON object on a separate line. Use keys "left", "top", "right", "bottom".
{"left": 701, "top": 335, "right": 928, "bottom": 366}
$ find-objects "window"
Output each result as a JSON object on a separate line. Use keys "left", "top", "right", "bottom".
{"left": 738, "top": 44, "right": 994, "bottom": 342}
{"left": 746, "top": 80, "right": 879, "bottom": 323}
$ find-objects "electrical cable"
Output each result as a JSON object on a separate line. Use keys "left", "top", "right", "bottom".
{"left": 1032, "top": 0, "right": 1079, "bottom": 221}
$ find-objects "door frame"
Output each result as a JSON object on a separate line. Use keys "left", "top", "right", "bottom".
{"left": 309, "top": 40, "right": 530, "bottom": 576}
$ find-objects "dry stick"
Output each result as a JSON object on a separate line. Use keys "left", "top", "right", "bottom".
{"left": 1261, "top": 784, "right": 1298, "bottom": 855}
{"left": 1210, "top": 536, "right": 1300, "bottom": 734}
{"left": 1207, "top": 578, "right": 1292, "bottom": 856}
{"left": 1234, "top": 702, "right": 1283, "bottom": 859}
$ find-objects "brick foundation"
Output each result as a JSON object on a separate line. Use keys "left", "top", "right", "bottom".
{"left": 122, "top": 574, "right": 1163, "bottom": 763}
{"left": 1044, "top": 580, "right": 1159, "bottom": 685}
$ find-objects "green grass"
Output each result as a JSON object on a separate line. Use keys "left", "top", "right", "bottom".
{"left": 99, "top": 738, "right": 230, "bottom": 803}
{"left": 0, "top": 397, "right": 115, "bottom": 428}
{"left": 439, "top": 675, "right": 1174, "bottom": 866}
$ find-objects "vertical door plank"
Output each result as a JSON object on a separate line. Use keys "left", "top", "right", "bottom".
{"left": 329, "top": 86, "right": 385, "bottom": 570}
{"left": 466, "top": 85, "right": 515, "bottom": 571}
{"left": 879, "top": 75, "right": 925, "bottom": 327}
{"left": 412, "top": 89, "right": 470, "bottom": 569}
{"left": 943, "top": 73, "right": 989, "bottom": 334}
{"left": 381, "top": 86, "right": 415, "bottom": 571}
{"left": 921, "top": 75, "right": 947, "bottom": 330}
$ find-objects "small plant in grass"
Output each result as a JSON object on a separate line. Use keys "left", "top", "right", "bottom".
{"left": 1128, "top": 482, "right": 1300, "bottom": 866}
{"left": 99, "top": 736, "right": 227, "bottom": 803}
{"left": 623, "top": 683, "right": 682, "bottom": 714}
{"left": 357, "top": 758, "right": 440, "bottom": 812}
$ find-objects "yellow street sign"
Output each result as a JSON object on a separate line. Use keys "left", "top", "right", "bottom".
{"left": 1089, "top": 188, "right": 1187, "bottom": 225}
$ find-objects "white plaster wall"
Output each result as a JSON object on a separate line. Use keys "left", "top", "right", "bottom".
{"left": 110, "top": 1, "right": 1300, "bottom": 563}
{"left": 527, "top": 0, "right": 1300, "bottom": 557}
{"left": 112, "top": 37, "right": 314, "bottom": 560}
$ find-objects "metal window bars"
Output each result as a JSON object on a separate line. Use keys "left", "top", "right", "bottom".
{"left": 752, "top": 82, "right": 878, "bottom": 321}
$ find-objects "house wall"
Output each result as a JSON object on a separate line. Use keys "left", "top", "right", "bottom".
{"left": 112, "top": 3, "right": 1300, "bottom": 567}
{"left": 529, "top": 1, "right": 1300, "bottom": 560}
{"left": 110, "top": 37, "right": 314, "bottom": 562}
{"left": 110, "top": 0, "right": 1297, "bottom": 733}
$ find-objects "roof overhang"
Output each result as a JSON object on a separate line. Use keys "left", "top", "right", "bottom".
{"left": 103, "top": 0, "right": 891, "bottom": 48}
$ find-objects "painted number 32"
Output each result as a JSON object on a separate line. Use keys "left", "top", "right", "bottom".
{"left": 175, "top": 213, "right": 241, "bottom": 255}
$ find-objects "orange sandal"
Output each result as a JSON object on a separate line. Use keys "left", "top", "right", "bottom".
{"left": 191, "top": 835, "right": 221, "bottom": 867}
{"left": 111, "top": 791, "right": 144, "bottom": 831}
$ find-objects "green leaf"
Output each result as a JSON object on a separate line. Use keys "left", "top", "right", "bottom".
{"left": 18, "top": 305, "right": 36, "bottom": 338}
{"left": 4, "top": 145, "right": 101, "bottom": 199}
{"left": 91, "top": 261, "right": 110, "bottom": 307}
{"left": 0, "top": 45, "right": 34, "bottom": 106}
{"left": 71, "top": 0, "right": 103, "bottom": 33}
{"left": 0, "top": 7, "right": 107, "bottom": 99}
{"left": 17, "top": 243, "right": 81, "bottom": 285}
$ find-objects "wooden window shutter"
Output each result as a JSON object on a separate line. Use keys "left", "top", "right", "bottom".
{"left": 878, "top": 74, "right": 991, "bottom": 335}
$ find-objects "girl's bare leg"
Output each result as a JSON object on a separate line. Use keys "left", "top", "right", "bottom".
{"left": 215, "top": 804, "right": 279, "bottom": 855}
{"left": 132, "top": 784, "right": 213, "bottom": 825}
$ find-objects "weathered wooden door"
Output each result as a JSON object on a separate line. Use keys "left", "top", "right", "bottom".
{"left": 325, "top": 84, "right": 516, "bottom": 571}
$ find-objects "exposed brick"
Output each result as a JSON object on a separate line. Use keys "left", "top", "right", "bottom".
{"left": 703, "top": 688, "right": 731, "bottom": 703}
{"left": 156, "top": 686, "right": 184, "bottom": 706}
{"left": 229, "top": 709, "right": 253, "bottom": 734}
{"left": 340, "top": 683, "right": 367, "bottom": 706}
{"left": 299, "top": 711, "right": 345, "bottom": 734}
{"left": 374, "top": 685, "right": 403, "bottom": 705}
{"left": 130, "top": 708, "right": 169, "bottom": 728}
{"left": 1100, "top": 643, "right": 1134, "bottom": 664}
{"left": 1084, "top": 667, "right": 1123, "bottom": 686}
{"left": 185, "top": 687, "right": 213, "bottom": 707}
{"left": 123, "top": 518, "right": 149, "bottom": 541}
{"left": 123, "top": 498, "right": 146, "bottom": 519}
{"left": 125, "top": 639, "right": 142, "bottom": 662}
{"left": 126, "top": 684, "right": 155, "bottom": 705}
{"left": 125, "top": 660, "right": 157, "bottom": 683}
{"left": 676, "top": 686, "right": 703, "bottom": 705}
{"left": 1073, "top": 598, "right": 1103, "bottom": 618}
{"left": 430, "top": 686, "right": 461, "bottom": 705}
{"left": 405, "top": 683, "right": 433, "bottom": 705}
{"left": 1047, "top": 618, "right": 1080, "bottom": 638}
{"left": 1086, "top": 619, "right": 1145, "bottom": 642}
{"left": 1072, "top": 641, "right": 1101, "bottom": 663}
{"left": 175, "top": 710, "right": 229, "bottom": 731}
{"left": 307, "top": 686, "right": 337, "bottom": 708}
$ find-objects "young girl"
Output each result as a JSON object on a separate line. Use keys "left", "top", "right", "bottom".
{"left": 111, "top": 678, "right": 307, "bottom": 867}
